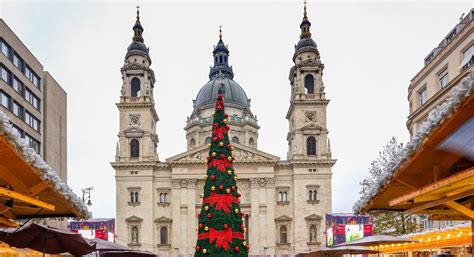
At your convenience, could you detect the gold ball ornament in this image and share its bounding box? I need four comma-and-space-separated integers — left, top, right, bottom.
200, 194, 204, 198
231, 146, 235, 150
203, 249, 207, 254
204, 175, 208, 179
204, 226, 209, 231
234, 175, 238, 180
234, 208, 239, 213
223, 119, 228, 124
227, 156, 233, 161
211, 186, 216, 191
204, 206, 209, 211
226, 188, 231, 194
195, 226, 198, 231
243, 241, 247, 246
219, 142, 224, 147
227, 170, 232, 175
207, 143, 211, 148
211, 113, 214, 117
211, 152, 216, 157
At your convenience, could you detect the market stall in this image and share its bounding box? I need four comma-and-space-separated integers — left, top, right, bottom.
354, 70, 474, 253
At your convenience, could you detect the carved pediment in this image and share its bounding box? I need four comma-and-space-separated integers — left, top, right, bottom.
299, 123, 324, 132
155, 216, 172, 223
305, 214, 323, 221
166, 144, 279, 163
125, 215, 143, 223
122, 62, 147, 71
124, 126, 145, 137
275, 215, 293, 222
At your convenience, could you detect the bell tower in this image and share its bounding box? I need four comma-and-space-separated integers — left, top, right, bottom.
286, 1, 332, 161
116, 8, 159, 163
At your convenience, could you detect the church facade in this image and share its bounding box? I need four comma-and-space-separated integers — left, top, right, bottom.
112, 5, 336, 256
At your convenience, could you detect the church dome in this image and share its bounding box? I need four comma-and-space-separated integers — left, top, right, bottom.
194, 77, 250, 109
295, 37, 317, 51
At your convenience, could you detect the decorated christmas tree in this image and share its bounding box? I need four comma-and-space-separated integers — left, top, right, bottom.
194, 85, 249, 257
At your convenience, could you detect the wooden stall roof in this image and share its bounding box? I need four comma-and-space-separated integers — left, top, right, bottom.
0, 134, 87, 226
360, 86, 474, 214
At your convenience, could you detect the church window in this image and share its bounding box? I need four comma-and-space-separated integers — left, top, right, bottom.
205, 137, 211, 144
130, 139, 140, 158
190, 138, 196, 148
304, 74, 314, 94
280, 226, 288, 243
160, 227, 168, 244
249, 137, 255, 146
130, 191, 139, 203
215, 57, 218, 63
308, 190, 317, 201
131, 77, 141, 97
219, 56, 223, 63
159, 193, 169, 203
278, 192, 288, 202
309, 225, 317, 242
307, 136, 316, 155
232, 136, 239, 144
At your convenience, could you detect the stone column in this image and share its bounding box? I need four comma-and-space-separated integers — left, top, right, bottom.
171, 179, 181, 254
187, 179, 197, 255
266, 178, 276, 255
250, 178, 260, 254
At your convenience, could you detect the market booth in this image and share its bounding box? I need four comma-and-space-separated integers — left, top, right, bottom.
354, 70, 474, 254
0, 111, 91, 255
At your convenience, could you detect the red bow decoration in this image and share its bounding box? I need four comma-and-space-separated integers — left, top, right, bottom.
208, 159, 232, 172
209, 227, 232, 250
212, 126, 228, 140
203, 192, 238, 214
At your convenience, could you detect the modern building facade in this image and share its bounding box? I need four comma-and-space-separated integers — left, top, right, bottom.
112, 5, 335, 256
407, 8, 473, 136
0, 19, 67, 181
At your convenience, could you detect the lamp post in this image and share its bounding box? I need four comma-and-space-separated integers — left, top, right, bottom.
81, 187, 94, 206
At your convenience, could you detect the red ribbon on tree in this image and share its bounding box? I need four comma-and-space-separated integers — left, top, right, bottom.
208, 159, 232, 172
203, 192, 238, 213
212, 126, 228, 140
198, 227, 245, 250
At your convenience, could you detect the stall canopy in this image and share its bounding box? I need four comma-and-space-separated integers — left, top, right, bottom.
0, 112, 90, 227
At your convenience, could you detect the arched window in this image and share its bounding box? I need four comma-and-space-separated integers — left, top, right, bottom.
308, 190, 313, 201
131, 77, 141, 97
278, 192, 283, 202
130, 139, 140, 158
280, 226, 288, 243
160, 227, 168, 244
232, 137, 240, 144
131, 226, 139, 244
160, 193, 164, 203
249, 137, 255, 146
219, 56, 223, 63
190, 138, 196, 148
307, 136, 316, 156
164, 193, 169, 203
304, 74, 314, 94
309, 225, 317, 242
205, 137, 211, 145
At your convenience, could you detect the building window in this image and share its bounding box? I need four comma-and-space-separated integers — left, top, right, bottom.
307, 136, 316, 156
0, 40, 10, 57
445, 28, 457, 44
219, 55, 223, 63
308, 190, 317, 201
131, 226, 139, 245
25, 133, 40, 154
131, 77, 141, 97
438, 70, 449, 88
12, 77, 22, 94
190, 138, 196, 148
460, 45, 474, 70
159, 193, 169, 203
309, 225, 317, 242
232, 136, 239, 144
24, 88, 40, 111
160, 227, 168, 244
0, 91, 10, 109
205, 137, 211, 144
24, 111, 40, 132
280, 226, 288, 244
24, 65, 40, 89
278, 192, 288, 202
249, 137, 255, 146
304, 74, 314, 94
13, 54, 22, 69
0, 65, 9, 83
418, 87, 427, 106
12, 101, 22, 117
130, 191, 139, 203
130, 139, 139, 158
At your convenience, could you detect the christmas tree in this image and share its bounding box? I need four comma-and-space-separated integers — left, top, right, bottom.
194, 85, 249, 257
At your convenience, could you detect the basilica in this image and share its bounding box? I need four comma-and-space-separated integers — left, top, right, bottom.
112, 4, 336, 256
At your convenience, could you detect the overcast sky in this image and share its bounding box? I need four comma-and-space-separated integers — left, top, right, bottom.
1, 1, 471, 218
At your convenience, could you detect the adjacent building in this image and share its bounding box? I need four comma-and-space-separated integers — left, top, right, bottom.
0, 19, 67, 181
112, 5, 336, 256
407, 8, 473, 137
